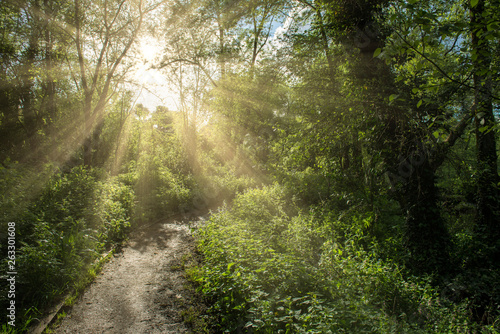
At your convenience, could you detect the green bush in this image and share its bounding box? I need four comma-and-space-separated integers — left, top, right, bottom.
0, 166, 135, 330
190, 185, 480, 333
94, 177, 135, 244
155, 166, 194, 213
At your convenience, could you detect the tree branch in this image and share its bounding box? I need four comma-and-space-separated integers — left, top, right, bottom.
158, 58, 218, 87
394, 30, 500, 101
431, 111, 474, 170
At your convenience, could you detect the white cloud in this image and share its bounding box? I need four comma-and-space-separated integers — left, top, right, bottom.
268, 5, 311, 52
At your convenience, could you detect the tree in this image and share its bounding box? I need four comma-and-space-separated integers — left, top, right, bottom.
241, 0, 288, 71
0, 0, 73, 162
469, 0, 500, 251
72, 0, 157, 166
382, 0, 500, 270
0, 2, 23, 162
158, 7, 216, 170
272, 0, 459, 273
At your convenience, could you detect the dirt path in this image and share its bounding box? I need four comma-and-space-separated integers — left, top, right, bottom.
53, 217, 202, 334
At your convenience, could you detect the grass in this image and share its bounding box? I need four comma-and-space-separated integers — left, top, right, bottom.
178, 251, 219, 333
42, 247, 118, 333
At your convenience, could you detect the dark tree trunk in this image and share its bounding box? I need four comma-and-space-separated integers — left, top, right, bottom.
399, 158, 450, 274
470, 0, 500, 247
217, 17, 226, 79
42, 0, 57, 130
0, 73, 18, 161
83, 92, 93, 167
20, 29, 40, 152
347, 19, 452, 274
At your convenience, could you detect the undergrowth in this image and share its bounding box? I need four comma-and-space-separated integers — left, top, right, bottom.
0, 166, 134, 332
189, 184, 493, 333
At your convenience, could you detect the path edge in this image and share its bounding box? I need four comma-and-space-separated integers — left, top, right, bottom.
28, 247, 116, 334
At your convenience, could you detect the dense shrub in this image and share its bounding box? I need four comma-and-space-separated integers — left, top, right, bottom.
0, 166, 135, 329
94, 177, 135, 243
190, 185, 484, 333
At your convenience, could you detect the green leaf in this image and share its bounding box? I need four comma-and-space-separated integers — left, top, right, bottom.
471, 0, 479, 8
417, 100, 423, 108
373, 48, 382, 57
487, 23, 498, 31
412, 88, 419, 94
389, 94, 398, 102
471, 53, 478, 61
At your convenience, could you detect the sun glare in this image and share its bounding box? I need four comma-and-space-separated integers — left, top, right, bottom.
132, 37, 179, 112
139, 37, 162, 63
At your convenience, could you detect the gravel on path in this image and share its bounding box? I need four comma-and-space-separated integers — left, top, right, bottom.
53, 219, 199, 334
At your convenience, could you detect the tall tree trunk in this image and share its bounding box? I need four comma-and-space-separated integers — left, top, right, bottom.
0, 66, 18, 161
381, 110, 452, 275
400, 158, 450, 274
316, 9, 336, 89
378, 90, 453, 275
43, 0, 57, 129
20, 26, 39, 152
74, 0, 145, 167
217, 14, 226, 79
83, 93, 93, 167
470, 0, 500, 253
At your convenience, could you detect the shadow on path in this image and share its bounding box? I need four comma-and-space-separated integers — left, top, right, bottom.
53, 217, 197, 334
